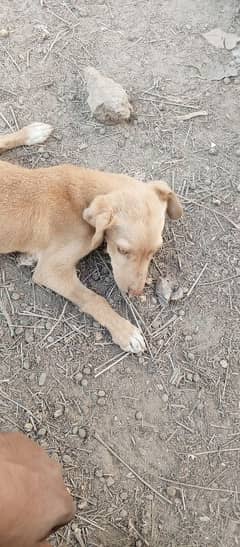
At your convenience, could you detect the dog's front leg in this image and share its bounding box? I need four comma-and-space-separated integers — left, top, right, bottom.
33, 257, 145, 354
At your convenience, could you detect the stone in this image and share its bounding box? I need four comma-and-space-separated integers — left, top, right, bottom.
0, 29, 9, 38
135, 411, 143, 421
106, 476, 115, 487
83, 366, 91, 375
166, 485, 176, 497
24, 422, 33, 432
220, 359, 228, 369
75, 371, 83, 383
97, 397, 106, 406
63, 454, 72, 464
98, 390, 106, 397
15, 327, 24, 335
162, 393, 168, 403
38, 372, 47, 386
72, 425, 78, 435
25, 330, 34, 343
11, 292, 20, 301
81, 378, 88, 387
78, 428, 87, 439
84, 66, 133, 124
54, 407, 64, 418
38, 427, 47, 437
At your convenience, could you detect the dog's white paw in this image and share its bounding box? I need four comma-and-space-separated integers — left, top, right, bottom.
112, 320, 146, 354
127, 327, 146, 354
24, 122, 53, 145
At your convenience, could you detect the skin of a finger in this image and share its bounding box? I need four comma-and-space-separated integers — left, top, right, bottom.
0, 432, 75, 545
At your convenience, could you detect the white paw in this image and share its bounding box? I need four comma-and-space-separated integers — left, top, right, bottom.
126, 328, 146, 354
25, 122, 53, 145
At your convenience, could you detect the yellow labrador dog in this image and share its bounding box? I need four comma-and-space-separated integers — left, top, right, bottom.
0, 123, 183, 353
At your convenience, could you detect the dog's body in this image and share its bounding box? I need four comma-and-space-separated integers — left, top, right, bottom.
0, 432, 75, 547
0, 123, 183, 352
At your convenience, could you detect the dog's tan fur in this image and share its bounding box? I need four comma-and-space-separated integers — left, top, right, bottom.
0, 123, 183, 352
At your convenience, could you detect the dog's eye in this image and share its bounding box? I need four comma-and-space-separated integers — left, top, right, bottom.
117, 246, 129, 256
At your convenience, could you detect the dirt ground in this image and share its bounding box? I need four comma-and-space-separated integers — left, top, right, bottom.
1, 0, 240, 546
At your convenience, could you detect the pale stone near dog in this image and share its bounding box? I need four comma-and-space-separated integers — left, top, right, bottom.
84, 66, 133, 123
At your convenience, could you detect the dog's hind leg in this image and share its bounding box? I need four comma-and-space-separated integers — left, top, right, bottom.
0, 122, 53, 153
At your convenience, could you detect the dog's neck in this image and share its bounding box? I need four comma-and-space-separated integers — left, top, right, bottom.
68, 166, 139, 208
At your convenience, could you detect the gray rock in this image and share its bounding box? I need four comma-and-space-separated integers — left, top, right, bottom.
38, 372, 47, 386
84, 66, 133, 124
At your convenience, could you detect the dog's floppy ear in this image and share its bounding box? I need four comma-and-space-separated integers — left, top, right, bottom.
83, 196, 114, 248
150, 180, 183, 220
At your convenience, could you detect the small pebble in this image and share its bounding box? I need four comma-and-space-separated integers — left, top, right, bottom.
23, 359, 30, 370
223, 77, 231, 85
135, 410, 143, 421
0, 29, 9, 38
220, 359, 228, 369
78, 428, 87, 439
45, 321, 52, 330
146, 494, 154, 501
54, 407, 64, 418
188, 352, 195, 361
186, 372, 193, 381
95, 469, 103, 478
15, 326, 24, 335
193, 373, 200, 383
208, 144, 218, 156
139, 295, 147, 303
38, 427, 47, 437
98, 390, 106, 398
63, 454, 72, 464
38, 372, 47, 386
166, 485, 176, 498
72, 425, 78, 435
25, 330, 34, 343
97, 397, 106, 406
47, 335, 54, 344
24, 422, 33, 432
81, 378, 88, 387
75, 372, 83, 383
106, 476, 115, 487
95, 331, 103, 341
138, 356, 145, 366
120, 491, 128, 501
79, 143, 88, 151
212, 198, 221, 206
120, 508, 128, 519
11, 292, 20, 301
83, 366, 91, 375
162, 393, 168, 403
152, 319, 161, 329
99, 127, 106, 135
178, 310, 185, 317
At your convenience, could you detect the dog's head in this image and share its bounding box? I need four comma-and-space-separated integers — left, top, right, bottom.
83, 181, 182, 296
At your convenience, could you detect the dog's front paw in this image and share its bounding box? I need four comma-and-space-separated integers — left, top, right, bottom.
24, 122, 53, 145
112, 320, 146, 354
